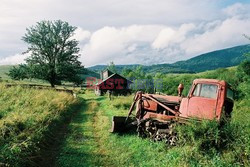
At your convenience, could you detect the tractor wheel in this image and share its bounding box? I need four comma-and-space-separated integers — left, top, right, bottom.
168, 135, 178, 146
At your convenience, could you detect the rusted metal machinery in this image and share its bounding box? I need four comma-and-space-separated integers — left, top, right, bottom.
111, 79, 234, 145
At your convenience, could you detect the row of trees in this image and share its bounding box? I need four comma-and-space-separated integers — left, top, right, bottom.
119, 54, 250, 98
8, 20, 83, 87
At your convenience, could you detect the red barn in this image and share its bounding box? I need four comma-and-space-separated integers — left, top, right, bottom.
95, 69, 132, 96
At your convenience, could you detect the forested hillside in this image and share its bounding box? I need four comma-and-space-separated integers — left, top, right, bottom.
173, 44, 250, 72
89, 45, 250, 74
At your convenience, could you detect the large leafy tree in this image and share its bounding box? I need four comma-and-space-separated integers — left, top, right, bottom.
21, 20, 82, 87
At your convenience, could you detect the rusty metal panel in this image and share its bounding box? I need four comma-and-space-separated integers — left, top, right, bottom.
151, 94, 181, 104
187, 97, 217, 120
185, 82, 220, 120
179, 98, 189, 118
215, 85, 226, 120
143, 112, 176, 121
143, 100, 158, 111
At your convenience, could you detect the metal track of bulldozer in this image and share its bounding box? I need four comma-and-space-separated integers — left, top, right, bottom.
137, 118, 178, 146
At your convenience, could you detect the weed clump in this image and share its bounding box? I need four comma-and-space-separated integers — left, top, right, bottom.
176, 120, 250, 165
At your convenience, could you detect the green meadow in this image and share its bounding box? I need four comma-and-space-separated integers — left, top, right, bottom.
0, 63, 249, 166
56, 90, 249, 167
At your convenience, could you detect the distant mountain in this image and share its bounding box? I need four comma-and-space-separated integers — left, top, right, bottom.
88, 45, 250, 74
172, 45, 250, 72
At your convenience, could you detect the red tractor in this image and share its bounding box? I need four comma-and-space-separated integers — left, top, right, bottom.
111, 79, 234, 145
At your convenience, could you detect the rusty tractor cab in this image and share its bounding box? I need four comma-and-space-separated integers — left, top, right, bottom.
111, 79, 234, 145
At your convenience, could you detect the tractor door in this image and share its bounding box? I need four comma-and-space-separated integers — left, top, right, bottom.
187, 83, 219, 120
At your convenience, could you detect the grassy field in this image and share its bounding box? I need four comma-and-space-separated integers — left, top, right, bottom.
0, 63, 249, 166
56, 92, 181, 167
0, 83, 79, 166
56, 90, 250, 167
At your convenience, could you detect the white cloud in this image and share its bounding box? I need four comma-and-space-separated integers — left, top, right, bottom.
152, 24, 195, 49
1, 1, 250, 66
223, 3, 250, 17
80, 13, 250, 66
80, 25, 165, 65
152, 28, 176, 49
72, 27, 91, 42
0, 53, 29, 65
0, 0, 221, 59
181, 17, 250, 56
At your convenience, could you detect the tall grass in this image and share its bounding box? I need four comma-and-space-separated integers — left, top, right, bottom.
176, 120, 250, 166
109, 94, 250, 166
0, 83, 78, 166
58, 65, 249, 166
56, 89, 249, 166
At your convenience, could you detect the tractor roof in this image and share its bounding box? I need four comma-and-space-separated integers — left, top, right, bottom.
193, 79, 227, 86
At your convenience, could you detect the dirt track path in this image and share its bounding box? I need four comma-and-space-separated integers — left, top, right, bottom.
55, 93, 111, 167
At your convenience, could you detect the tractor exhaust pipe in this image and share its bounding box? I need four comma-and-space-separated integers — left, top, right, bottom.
178, 83, 184, 97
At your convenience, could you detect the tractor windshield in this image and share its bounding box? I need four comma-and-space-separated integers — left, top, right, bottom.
193, 83, 218, 99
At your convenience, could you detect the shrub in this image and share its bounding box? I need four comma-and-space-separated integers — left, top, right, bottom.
176, 120, 250, 165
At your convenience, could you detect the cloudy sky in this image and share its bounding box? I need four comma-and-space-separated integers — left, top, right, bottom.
1, 0, 250, 67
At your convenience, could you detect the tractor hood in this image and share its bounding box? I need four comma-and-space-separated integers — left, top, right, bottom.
148, 94, 181, 105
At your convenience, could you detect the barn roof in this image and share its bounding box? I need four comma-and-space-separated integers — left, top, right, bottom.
96, 73, 133, 86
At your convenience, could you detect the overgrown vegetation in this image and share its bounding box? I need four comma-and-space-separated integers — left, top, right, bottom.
56, 56, 249, 166
120, 57, 250, 165
176, 120, 249, 166
0, 84, 78, 166
57, 89, 249, 166
1, 49, 249, 166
